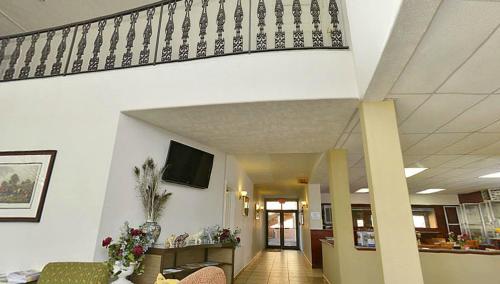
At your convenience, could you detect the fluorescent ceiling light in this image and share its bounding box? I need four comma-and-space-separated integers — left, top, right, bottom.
356, 188, 369, 193
479, 172, 500, 178
417, 188, 446, 194
405, 168, 427, 178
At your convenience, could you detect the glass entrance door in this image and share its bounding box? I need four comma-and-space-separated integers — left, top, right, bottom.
267, 211, 281, 247
266, 208, 299, 249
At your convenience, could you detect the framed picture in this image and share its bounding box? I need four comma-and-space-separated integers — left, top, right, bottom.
0, 150, 57, 222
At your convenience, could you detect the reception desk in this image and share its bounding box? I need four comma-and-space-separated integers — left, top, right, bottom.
321, 240, 500, 284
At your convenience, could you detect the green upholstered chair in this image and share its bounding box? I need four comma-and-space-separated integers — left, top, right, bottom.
37, 262, 109, 284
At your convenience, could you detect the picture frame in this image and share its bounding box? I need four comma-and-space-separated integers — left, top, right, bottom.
0, 150, 57, 222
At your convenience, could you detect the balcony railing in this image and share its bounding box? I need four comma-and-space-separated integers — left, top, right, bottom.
0, 0, 347, 82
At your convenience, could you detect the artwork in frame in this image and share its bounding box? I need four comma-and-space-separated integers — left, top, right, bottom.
0, 150, 57, 222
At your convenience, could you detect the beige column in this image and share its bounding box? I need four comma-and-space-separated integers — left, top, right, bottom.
327, 149, 355, 284
359, 101, 424, 284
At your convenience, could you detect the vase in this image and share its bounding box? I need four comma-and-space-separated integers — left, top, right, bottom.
112, 261, 136, 284
142, 220, 161, 247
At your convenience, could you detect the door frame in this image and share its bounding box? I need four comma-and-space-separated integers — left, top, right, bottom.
264, 199, 300, 250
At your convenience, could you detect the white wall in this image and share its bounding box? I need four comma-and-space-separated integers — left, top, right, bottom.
343, 0, 403, 96
94, 115, 226, 260
225, 155, 261, 274
0, 50, 358, 272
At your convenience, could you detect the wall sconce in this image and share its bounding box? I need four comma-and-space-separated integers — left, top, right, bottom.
255, 203, 264, 220
299, 201, 307, 225
301, 201, 308, 211
239, 191, 249, 216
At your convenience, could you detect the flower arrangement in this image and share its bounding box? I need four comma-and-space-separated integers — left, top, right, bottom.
134, 158, 172, 222
457, 233, 470, 247
215, 227, 241, 246
102, 222, 152, 275
448, 232, 456, 243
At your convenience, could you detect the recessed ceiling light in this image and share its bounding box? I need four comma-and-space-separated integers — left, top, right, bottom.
479, 172, 500, 178
416, 188, 446, 194
356, 188, 369, 193
405, 168, 427, 178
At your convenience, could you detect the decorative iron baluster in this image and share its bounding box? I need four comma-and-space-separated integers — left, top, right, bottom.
72, 23, 91, 73
197, 0, 209, 58
19, 34, 40, 79
122, 12, 139, 67
139, 7, 156, 64
161, 2, 177, 62
179, 0, 193, 60
256, 0, 267, 50
329, 0, 343, 47
232, 0, 243, 53
274, 0, 285, 49
51, 27, 71, 75
0, 38, 9, 67
105, 16, 123, 69
88, 20, 107, 71
292, 0, 304, 48
214, 0, 226, 55
3, 37, 24, 80
310, 0, 323, 47
35, 31, 55, 77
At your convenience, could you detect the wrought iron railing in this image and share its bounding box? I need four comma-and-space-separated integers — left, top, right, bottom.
0, 0, 347, 82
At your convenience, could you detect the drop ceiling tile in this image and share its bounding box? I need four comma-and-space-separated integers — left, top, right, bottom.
351, 157, 365, 168
400, 134, 428, 151
439, 155, 487, 168
405, 133, 469, 155
387, 94, 431, 123
349, 167, 366, 182
438, 133, 500, 154
480, 119, 500, 133
391, 1, 500, 93
344, 112, 359, 133
438, 96, 500, 132
403, 155, 428, 166
471, 140, 500, 155
411, 155, 461, 168
407, 167, 450, 180
399, 94, 484, 134
336, 133, 349, 148
460, 156, 500, 169
342, 133, 363, 154
438, 28, 500, 94
348, 154, 363, 167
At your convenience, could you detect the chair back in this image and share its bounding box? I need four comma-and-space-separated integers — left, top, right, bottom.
38, 262, 109, 284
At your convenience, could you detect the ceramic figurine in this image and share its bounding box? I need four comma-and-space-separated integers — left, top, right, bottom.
164, 234, 176, 248
174, 233, 189, 247
188, 230, 203, 245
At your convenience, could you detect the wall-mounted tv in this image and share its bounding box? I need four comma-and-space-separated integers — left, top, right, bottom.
162, 141, 214, 189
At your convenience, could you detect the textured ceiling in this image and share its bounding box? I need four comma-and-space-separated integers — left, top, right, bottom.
127, 99, 359, 190
0, 0, 156, 36
312, 0, 500, 195
126, 99, 359, 154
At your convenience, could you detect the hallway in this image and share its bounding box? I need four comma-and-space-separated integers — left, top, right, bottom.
234, 250, 326, 284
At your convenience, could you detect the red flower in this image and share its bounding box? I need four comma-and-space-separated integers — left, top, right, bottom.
132, 245, 144, 257
102, 237, 112, 247
236, 237, 241, 243
130, 229, 142, 236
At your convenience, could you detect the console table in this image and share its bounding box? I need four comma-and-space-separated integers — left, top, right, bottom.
131, 243, 235, 284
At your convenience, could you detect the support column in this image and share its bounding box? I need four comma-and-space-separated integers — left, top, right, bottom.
359, 101, 424, 284
327, 149, 355, 284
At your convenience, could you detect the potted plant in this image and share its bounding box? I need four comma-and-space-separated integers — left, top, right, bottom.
134, 158, 172, 246
102, 222, 152, 283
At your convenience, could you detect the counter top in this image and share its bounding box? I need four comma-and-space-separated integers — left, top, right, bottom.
320, 239, 500, 255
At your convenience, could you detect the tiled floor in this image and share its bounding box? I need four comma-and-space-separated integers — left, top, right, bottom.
234, 250, 327, 284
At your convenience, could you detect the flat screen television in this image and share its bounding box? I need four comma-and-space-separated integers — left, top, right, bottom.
162, 141, 214, 189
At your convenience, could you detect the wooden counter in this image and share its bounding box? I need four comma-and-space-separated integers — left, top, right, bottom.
310, 229, 332, 268
320, 239, 500, 255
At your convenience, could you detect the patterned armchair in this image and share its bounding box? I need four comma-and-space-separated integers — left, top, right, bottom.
37, 262, 109, 284
155, 267, 226, 284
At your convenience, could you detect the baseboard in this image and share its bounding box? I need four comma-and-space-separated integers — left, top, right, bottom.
234, 250, 262, 278
323, 274, 332, 284
300, 251, 313, 268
